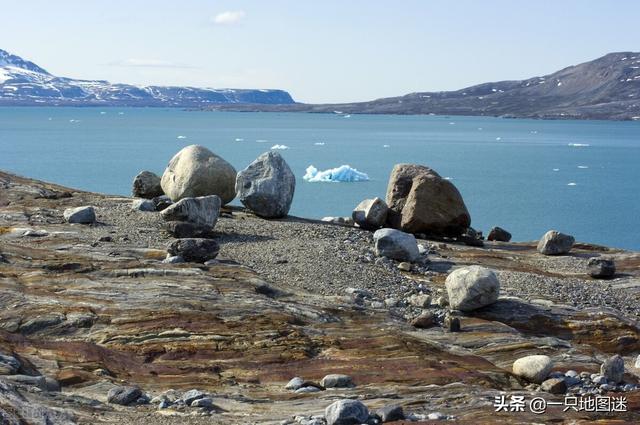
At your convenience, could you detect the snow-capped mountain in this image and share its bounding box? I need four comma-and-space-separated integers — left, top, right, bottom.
0, 49, 294, 106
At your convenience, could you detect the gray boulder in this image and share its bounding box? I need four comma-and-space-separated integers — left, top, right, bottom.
132, 171, 163, 199
601, 355, 624, 384
373, 228, 420, 262
235, 151, 295, 218
63, 206, 96, 224
352, 197, 388, 230
285, 377, 305, 391
588, 257, 616, 279
167, 239, 219, 263
537, 230, 575, 255
512, 355, 553, 383
376, 405, 404, 422
181, 389, 207, 405
445, 266, 499, 311
160, 195, 221, 227
487, 226, 512, 242
320, 374, 353, 388
325, 399, 369, 425
131, 199, 156, 212
386, 164, 470, 237
107, 386, 142, 406
161, 145, 237, 204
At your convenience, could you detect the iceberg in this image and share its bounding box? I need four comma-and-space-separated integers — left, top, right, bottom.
271, 144, 289, 150
303, 165, 370, 183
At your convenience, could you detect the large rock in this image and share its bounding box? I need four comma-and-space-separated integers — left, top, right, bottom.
445, 266, 499, 311
512, 355, 553, 383
161, 145, 236, 204
235, 151, 295, 218
601, 354, 624, 384
320, 374, 353, 388
373, 228, 420, 262
487, 226, 512, 242
385, 164, 470, 237
107, 386, 142, 406
588, 257, 616, 279
325, 399, 369, 425
167, 238, 220, 263
352, 197, 388, 230
132, 171, 163, 199
537, 230, 575, 255
63, 206, 96, 224
160, 195, 221, 227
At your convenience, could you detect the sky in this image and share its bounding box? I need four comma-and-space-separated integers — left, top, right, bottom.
2, 0, 639, 103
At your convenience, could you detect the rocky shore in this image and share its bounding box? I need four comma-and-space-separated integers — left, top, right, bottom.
2, 147, 640, 424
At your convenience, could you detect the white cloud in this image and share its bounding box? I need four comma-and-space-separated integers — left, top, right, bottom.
108, 59, 194, 69
212, 10, 245, 25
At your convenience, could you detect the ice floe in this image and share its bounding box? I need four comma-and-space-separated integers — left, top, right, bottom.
270, 144, 289, 150
256, 139, 268, 143
177, 135, 187, 139
567, 182, 577, 186
314, 142, 325, 146
568, 143, 589, 147
578, 165, 589, 169
235, 138, 244, 142
303, 165, 370, 183
383, 144, 390, 148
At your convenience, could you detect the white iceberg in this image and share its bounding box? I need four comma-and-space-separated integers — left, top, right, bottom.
568, 143, 589, 147
271, 144, 289, 150
177, 135, 187, 139
314, 142, 325, 146
303, 165, 370, 183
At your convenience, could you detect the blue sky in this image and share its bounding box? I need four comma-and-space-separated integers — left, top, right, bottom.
2, 0, 639, 102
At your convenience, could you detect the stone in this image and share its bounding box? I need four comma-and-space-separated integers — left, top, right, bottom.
132, 171, 163, 199
163, 221, 216, 238
161, 145, 237, 204
320, 374, 353, 388
107, 386, 142, 406
410, 312, 435, 329
487, 226, 512, 242
376, 405, 404, 422
445, 266, 500, 312
601, 355, 624, 384
427, 412, 447, 420
384, 298, 398, 308
295, 386, 321, 393
537, 230, 575, 255
444, 315, 461, 332
408, 294, 431, 308
373, 228, 420, 262
235, 151, 295, 218
0, 354, 21, 375
162, 255, 185, 264
181, 389, 207, 405
325, 399, 369, 425
352, 197, 388, 230
385, 164, 470, 237
541, 378, 567, 394
167, 238, 219, 263
588, 258, 616, 279
321, 217, 354, 226
397, 262, 412, 271
63, 206, 96, 224
191, 397, 214, 408
460, 227, 484, 247
153, 195, 173, 211
285, 377, 305, 391
512, 355, 553, 384
131, 198, 156, 212
160, 195, 221, 227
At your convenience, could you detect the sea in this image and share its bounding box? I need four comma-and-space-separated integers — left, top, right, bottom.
0, 107, 638, 250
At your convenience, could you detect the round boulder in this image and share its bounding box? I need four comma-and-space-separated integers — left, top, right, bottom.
386, 164, 471, 237
132, 171, 163, 199
235, 151, 295, 218
588, 257, 616, 279
445, 266, 500, 311
537, 230, 575, 255
373, 228, 420, 262
325, 399, 369, 425
512, 355, 553, 383
352, 197, 388, 230
161, 145, 236, 204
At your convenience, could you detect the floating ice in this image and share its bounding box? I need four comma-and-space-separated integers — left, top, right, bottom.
314, 142, 325, 146
382, 144, 390, 148
303, 165, 369, 183
256, 139, 268, 143
343, 114, 351, 118
553, 168, 560, 172
495, 137, 502, 141
177, 135, 187, 139
567, 182, 577, 186
235, 138, 244, 142
100, 111, 107, 115
271, 144, 289, 150
578, 165, 589, 169
568, 143, 589, 147
118, 112, 124, 115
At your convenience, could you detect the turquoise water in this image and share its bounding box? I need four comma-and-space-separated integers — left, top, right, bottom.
1, 107, 639, 250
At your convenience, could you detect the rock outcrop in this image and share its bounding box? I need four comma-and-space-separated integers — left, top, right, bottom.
160, 145, 236, 204
445, 266, 500, 311
386, 164, 470, 237
235, 151, 295, 218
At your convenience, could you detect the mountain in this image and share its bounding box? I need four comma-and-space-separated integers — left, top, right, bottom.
209, 52, 640, 120
0, 49, 294, 106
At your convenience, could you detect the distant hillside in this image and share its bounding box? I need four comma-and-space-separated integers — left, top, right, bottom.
208, 52, 640, 120
0, 49, 294, 106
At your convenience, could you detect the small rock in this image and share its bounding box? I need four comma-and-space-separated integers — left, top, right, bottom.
161, 195, 221, 227
397, 262, 412, 271
407, 294, 431, 308
320, 374, 353, 389
352, 197, 388, 230
373, 228, 420, 262
153, 195, 173, 211
588, 258, 616, 279
131, 199, 156, 212
384, 298, 398, 308
601, 355, 624, 384
444, 315, 461, 332
417, 244, 428, 255
370, 301, 385, 309
295, 386, 321, 393
0, 354, 21, 375
325, 399, 369, 425
191, 397, 214, 408
285, 377, 305, 391
436, 296, 449, 307
565, 370, 578, 378
132, 171, 163, 198
487, 226, 512, 242
321, 217, 354, 226
163, 221, 215, 238
537, 230, 575, 255
541, 378, 567, 394
410, 312, 435, 329
427, 412, 447, 420
512, 355, 553, 384
107, 386, 142, 406
445, 266, 500, 311
376, 405, 404, 422
181, 389, 207, 405
167, 238, 219, 263
63, 206, 96, 224
162, 255, 185, 264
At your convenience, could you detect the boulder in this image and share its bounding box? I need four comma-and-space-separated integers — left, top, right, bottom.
132, 171, 163, 199
153, 195, 173, 211
63, 206, 96, 224
181, 389, 207, 405
163, 221, 215, 239
160, 195, 221, 227
320, 374, 353, 388
352, 197, 388, 230
487, 226, 512, 242
385, 164, 470, 237
131, 199, 155, 212
285, 377, 305, 391
601, 354, 624, 384
588, 258, 616, 279
235, 151, 295, 218
512, 355, 553, 383
167, 239, 219, 263
376, 405, 404, 423
540, 378, 567, 394
107, 386, 142, 406
160, 145, 236, 204
445, 266, 500, 311
373, 228, 420, 262
410, 312, 435, 329
537, 230, 575, 255
325, 399, 369, 425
